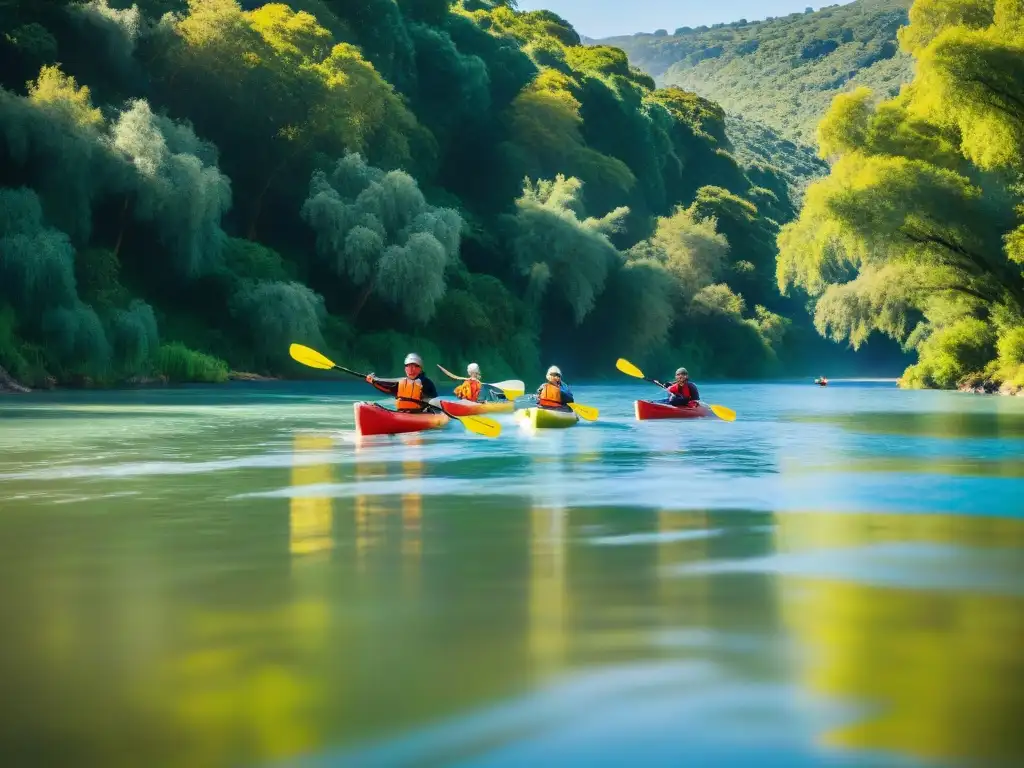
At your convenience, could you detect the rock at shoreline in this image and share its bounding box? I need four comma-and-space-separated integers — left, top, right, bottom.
0, 366, 30, 393
229, 371, 280, 382
124, 374, 170, 387
958, 375, 1021, 396
999, 381, 1023, 397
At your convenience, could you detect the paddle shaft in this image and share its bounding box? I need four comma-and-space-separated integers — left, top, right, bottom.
331, 363, 449, 417
647, 376, 711, 410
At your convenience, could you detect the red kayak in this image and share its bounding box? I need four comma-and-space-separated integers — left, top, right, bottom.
436, 399, 514, 417
634, 400, 713, 420
353, 401, 450, 436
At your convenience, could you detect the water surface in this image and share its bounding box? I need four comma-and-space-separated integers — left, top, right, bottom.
1, 380, 1022, 767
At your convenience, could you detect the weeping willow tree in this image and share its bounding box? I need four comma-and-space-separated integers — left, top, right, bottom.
301, 151, 462, 323
228, 279, 325, 368
0, 0, 815, 387
0, 186, 161, 381
628, 204, 730, 304
0, 65, 127, 245
506, 173, 627, 324
0, 187, 77, 315
619, 202, 788, 375
110, 98, 232, 276
777, 0, 1024, 390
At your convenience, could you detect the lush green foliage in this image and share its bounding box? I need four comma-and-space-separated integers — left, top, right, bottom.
599, 1, 914, 199
0, 0, 860, 388
600, 1, 914, 143
777, 0, 1024, 391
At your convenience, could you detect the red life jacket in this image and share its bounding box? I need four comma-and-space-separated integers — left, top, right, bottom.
669, 382, 695, 404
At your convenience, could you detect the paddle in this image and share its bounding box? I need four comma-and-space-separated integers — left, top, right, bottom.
289, 344, 501, 438
436, 364, 525, 400
615, 358, 736, 422
567, 402, 598, 421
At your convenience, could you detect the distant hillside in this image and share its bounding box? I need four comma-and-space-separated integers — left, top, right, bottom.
723, 115, 829, 203
598, 0, 914, 147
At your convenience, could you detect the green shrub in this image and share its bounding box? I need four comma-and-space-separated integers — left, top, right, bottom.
156, 342, 229, 383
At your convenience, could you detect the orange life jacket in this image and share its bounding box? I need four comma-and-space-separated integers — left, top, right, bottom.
396, 377, 424, 410
454, 379, 481, 402
538, 382, 564, 408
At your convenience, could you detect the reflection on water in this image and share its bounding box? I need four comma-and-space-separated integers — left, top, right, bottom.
290, 434, 334, 557
791, 410, 1024, 440
0, 383, 1023, 766
774, 512, 1024, 766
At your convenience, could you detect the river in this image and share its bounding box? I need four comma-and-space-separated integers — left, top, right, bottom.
1, 380, 1022, 767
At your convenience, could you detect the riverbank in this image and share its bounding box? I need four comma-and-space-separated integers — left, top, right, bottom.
957, 374, 1024, 397
0, 366, 280, 393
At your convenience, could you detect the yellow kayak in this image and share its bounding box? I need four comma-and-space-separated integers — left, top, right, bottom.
517, 406, 579, 429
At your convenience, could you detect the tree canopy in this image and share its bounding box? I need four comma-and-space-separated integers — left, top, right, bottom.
0, 0, 858, 387
777, 0, 1024, 391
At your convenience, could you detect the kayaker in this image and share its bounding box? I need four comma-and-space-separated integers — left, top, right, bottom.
535, 365, 574, 410
453, 363, 483, 402
452, 363, 509, 403
366, 353, 439, 411
662, 367, 699, 408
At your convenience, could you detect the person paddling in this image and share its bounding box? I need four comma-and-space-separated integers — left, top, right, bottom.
453, 363, 483, 402
366, 353, 438, 411
454, 363, 508, 403
535, 365, 574, 411
660, 367, 699, 409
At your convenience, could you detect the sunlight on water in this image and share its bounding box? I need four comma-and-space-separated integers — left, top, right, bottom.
0, 380, 1022, 766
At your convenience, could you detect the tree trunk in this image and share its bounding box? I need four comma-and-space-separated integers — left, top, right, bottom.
247, 157, 290, 241
349, 279, 376, 323
112, 194, 130, 259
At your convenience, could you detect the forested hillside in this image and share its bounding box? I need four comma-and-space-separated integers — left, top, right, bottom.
777, 0, 1024, 393
0, 0, 843, 389
600, 0, 914, 145
597, 0, 914, 201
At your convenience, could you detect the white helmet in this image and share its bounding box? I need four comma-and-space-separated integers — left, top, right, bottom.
546, 365, 561, 377
467, 362, 481, 375
404, 353, 423, 366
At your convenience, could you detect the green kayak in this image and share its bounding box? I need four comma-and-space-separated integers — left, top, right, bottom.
517, 406, 578, 429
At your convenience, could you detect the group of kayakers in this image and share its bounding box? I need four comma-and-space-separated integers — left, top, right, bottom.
366, 353, 701, 413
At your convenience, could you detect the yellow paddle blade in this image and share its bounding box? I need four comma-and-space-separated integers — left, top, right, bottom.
709, 403, 736, 422
616, 358, 645, 379
456, 413, 502, 438
289, 343, 336, 370
568, 402, 599, 421
490, 379, 524, 399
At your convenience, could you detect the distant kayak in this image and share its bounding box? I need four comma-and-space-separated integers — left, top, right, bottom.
438, 399, 514, 417
353, 401, 450, 436
517, 406, 578, 429
634, 400, 713, 420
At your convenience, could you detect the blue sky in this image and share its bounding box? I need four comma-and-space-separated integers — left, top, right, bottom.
515, 1, 854, 39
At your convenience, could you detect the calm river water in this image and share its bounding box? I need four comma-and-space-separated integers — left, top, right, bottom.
0, 380, 1022, 767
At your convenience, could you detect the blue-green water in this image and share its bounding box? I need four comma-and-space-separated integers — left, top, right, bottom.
0, 380, 1022, 767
